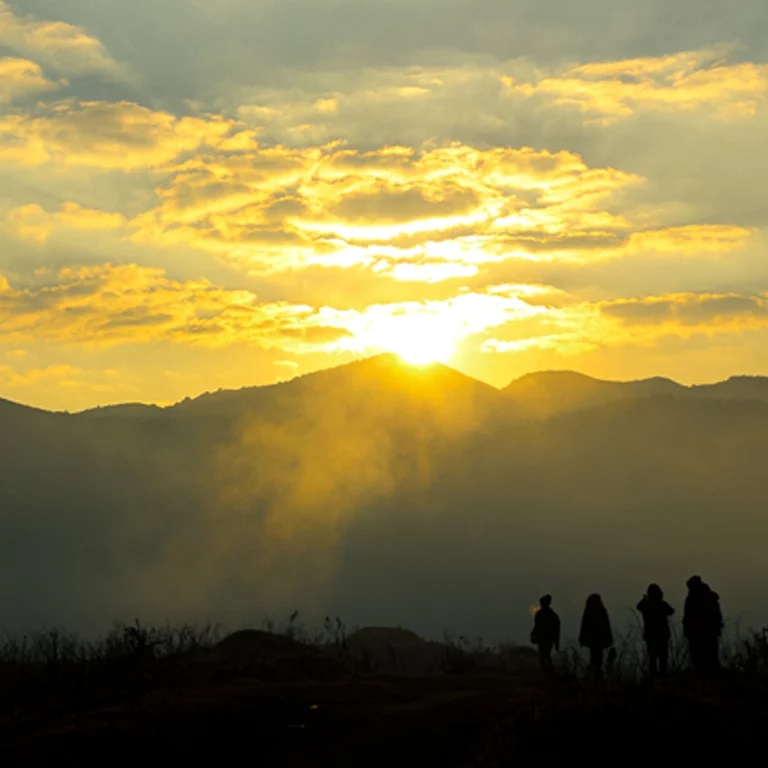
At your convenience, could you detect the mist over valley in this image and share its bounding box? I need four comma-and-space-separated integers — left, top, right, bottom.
2, 354, 767, 645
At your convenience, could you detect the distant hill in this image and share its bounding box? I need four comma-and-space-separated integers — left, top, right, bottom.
2, 356, 768, 642
689, 375, 768, 404
78, 403, 165, 418
169, 352, 499, 429
501, 370, 685, 419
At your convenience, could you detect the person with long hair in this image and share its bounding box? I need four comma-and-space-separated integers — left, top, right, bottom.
579, 593, 613, 679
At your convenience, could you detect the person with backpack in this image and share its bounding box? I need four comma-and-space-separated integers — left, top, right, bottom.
531, 594, 560, 671
683, 575, 724, 674
636, 583, 675, 677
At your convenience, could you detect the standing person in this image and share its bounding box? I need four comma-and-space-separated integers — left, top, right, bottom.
579, 593, 613, 679
636, 583, 675, 677
683, 575, 724, 674
531, 594, 560, 671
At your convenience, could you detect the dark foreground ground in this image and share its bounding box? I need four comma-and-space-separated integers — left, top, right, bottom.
1, 631, 767, 766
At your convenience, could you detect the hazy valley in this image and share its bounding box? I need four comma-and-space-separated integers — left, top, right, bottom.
2, 353, 767, 644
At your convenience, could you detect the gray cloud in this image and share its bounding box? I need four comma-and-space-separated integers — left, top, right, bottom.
16, 0, 766, 103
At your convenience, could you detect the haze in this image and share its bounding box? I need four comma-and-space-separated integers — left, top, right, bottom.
2, 356, 768, 644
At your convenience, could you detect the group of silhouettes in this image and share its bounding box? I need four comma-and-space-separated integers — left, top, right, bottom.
530, 575, 724, 679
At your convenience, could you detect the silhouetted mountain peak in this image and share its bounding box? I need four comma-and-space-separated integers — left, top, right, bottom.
502, 369, 686, 420
280, 352, 490, 388
78, 403, 165, 418
690, 374, 768, 402
171, 353, 499, 421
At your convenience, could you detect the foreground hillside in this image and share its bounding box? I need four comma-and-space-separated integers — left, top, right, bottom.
3, 620, 768, 766
1, 355, 768, 639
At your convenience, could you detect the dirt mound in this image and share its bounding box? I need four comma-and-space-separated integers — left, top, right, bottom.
346, 627, 448, 677
213, 630, 346, 681
215, 630, 309, 661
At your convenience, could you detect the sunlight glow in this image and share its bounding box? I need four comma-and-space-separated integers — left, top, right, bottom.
328, 291, 552, 367
375, 315, 457, 365
338, 311, 459, 365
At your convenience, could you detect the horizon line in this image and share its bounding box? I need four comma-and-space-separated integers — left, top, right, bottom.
2, 351, 766, 415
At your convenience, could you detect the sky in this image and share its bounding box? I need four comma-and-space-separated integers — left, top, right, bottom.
1, 0, 767, 411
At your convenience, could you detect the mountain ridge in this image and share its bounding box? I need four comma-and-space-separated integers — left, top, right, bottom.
3, 353, 768, 415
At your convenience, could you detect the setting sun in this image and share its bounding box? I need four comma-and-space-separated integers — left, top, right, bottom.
337, 311, 459, 365
391, 332, 456, 366
371, 314, 458, 365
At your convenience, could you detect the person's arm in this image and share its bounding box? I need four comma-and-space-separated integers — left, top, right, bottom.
555, 616, 561, 650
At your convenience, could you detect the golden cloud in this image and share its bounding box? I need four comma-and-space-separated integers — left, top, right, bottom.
483, 290, 768, 358
3, 202, 126, 243
0, 56, 59, 102
503, 48, 768, 123
0, 263, 353, 351
0, 1, 120, 75
599, 292, 768, 333
0, 263, 559, 365
132, 141, 643, 279
624, 225, 753, 254
0, 101, 234, 169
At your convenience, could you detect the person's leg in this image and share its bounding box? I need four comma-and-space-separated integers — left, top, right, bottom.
590, 646, 603, 679
688, 638, 701, 673
648, 645, 658, 677
706, 636, 720, 673
659, 643, 669, 676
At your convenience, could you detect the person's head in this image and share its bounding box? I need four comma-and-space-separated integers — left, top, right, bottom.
586, 593, 603, 610
647, 583, 663, 600
687, 575, 703, 591
540, 594, 552, 608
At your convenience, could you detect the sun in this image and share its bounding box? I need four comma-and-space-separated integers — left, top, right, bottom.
338, 307, 465, 366
392, 334, 455, 365
372, 315, 457, 365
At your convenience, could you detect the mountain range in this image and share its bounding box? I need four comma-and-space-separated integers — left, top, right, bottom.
2, 353, 768, 642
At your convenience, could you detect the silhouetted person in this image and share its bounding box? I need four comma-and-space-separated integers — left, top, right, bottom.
636, 583, 675, 677
579, 593, 613, 679
683, 575, 723, 675
530, 594, 560, 671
